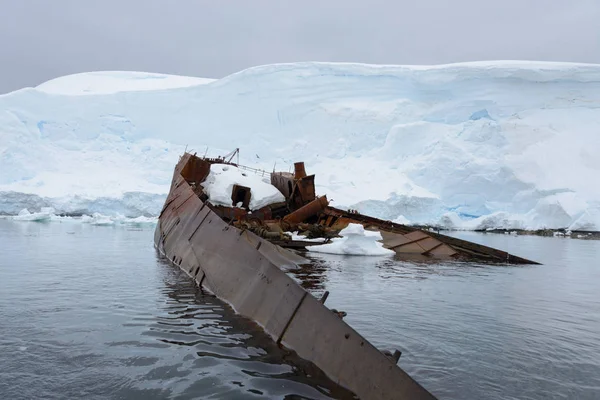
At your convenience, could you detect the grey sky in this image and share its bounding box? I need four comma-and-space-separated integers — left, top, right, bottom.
1, 0, 599, 93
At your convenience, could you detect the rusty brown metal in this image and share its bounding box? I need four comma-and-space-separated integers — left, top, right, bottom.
270, 172, 295, 198
271, 166, 316, 210
294, 162, 307, 179
294, 174, 316, 205
283, 195, 329, 224
211, 205, 247, 221
180, 155, 211, 185
380, 230, 458, 257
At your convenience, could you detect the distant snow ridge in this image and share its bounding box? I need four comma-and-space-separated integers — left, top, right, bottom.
36, 71, 215, 95
1, 61, 600, 230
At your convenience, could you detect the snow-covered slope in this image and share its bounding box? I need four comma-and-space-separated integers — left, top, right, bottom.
1, 62, 599, 230
36, 71, 215, 95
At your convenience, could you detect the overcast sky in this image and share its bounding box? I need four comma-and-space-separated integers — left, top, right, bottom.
1, 0, 599, 93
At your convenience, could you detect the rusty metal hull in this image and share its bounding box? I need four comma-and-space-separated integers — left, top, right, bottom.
155, 153, 436, 400
318, 207, 540, 264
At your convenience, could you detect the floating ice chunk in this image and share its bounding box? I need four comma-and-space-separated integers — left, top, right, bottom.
125, 216, 157, 225
308, 223, 394, 256
12, 207, 54, 222
79, 214, 157, 226
83, 213, 115, 226
290, 231, 328, 243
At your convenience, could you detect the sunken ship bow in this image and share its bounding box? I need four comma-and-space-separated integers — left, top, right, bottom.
154, 151, 538, 400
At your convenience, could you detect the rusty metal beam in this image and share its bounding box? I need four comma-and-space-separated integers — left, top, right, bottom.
283, 195, 329, 224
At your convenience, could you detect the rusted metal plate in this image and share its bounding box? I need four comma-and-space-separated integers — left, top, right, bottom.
380, 230, 446, 255
404, 231, 430, 242
380, 231, 413, 248
416, 237, 442, 252
294, 162, 307, 179
271, 172, 295, 198
281, 293, 436, 400
242, 231, 309, 267
180, 155, 211, 185
428, 244, 458, 257
397, 242, 429, 253
295, 175, 316, 204
185, 211, 307, 341
426, 231, 540, 264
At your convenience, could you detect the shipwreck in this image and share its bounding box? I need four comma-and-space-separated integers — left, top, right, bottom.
154, 150, 538, 400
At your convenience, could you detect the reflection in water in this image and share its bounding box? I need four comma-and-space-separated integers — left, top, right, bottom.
2, 220, 599, 400
150, 259, 356, 400
287, 257, 330, 296
0, 220, 355, 400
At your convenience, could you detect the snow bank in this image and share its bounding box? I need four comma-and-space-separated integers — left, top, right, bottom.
432, 196, 600, 231
308, 223, 394, 256
202, 164, 285, 210
0, 191, 165, 217
2, 61, 600, 230
36, 71, 215, 96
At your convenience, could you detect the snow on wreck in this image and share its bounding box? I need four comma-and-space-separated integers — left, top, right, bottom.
154, 150, 539, 400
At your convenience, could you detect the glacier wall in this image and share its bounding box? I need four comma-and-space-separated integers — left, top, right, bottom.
1, 64, 599, 229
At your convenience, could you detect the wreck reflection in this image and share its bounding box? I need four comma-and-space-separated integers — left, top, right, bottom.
156, 256, 357, 400
298, 251, 501, 285
287, 256, 330, 295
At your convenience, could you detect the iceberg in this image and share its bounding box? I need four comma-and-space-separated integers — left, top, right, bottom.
308, 223, 395, 256
12, 207, 54, 222
1, 61, 599, 230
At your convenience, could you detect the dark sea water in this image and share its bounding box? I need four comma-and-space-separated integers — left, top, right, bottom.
1, 219, 599, 400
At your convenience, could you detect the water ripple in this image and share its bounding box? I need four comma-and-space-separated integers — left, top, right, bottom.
2, 221, 599, 399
